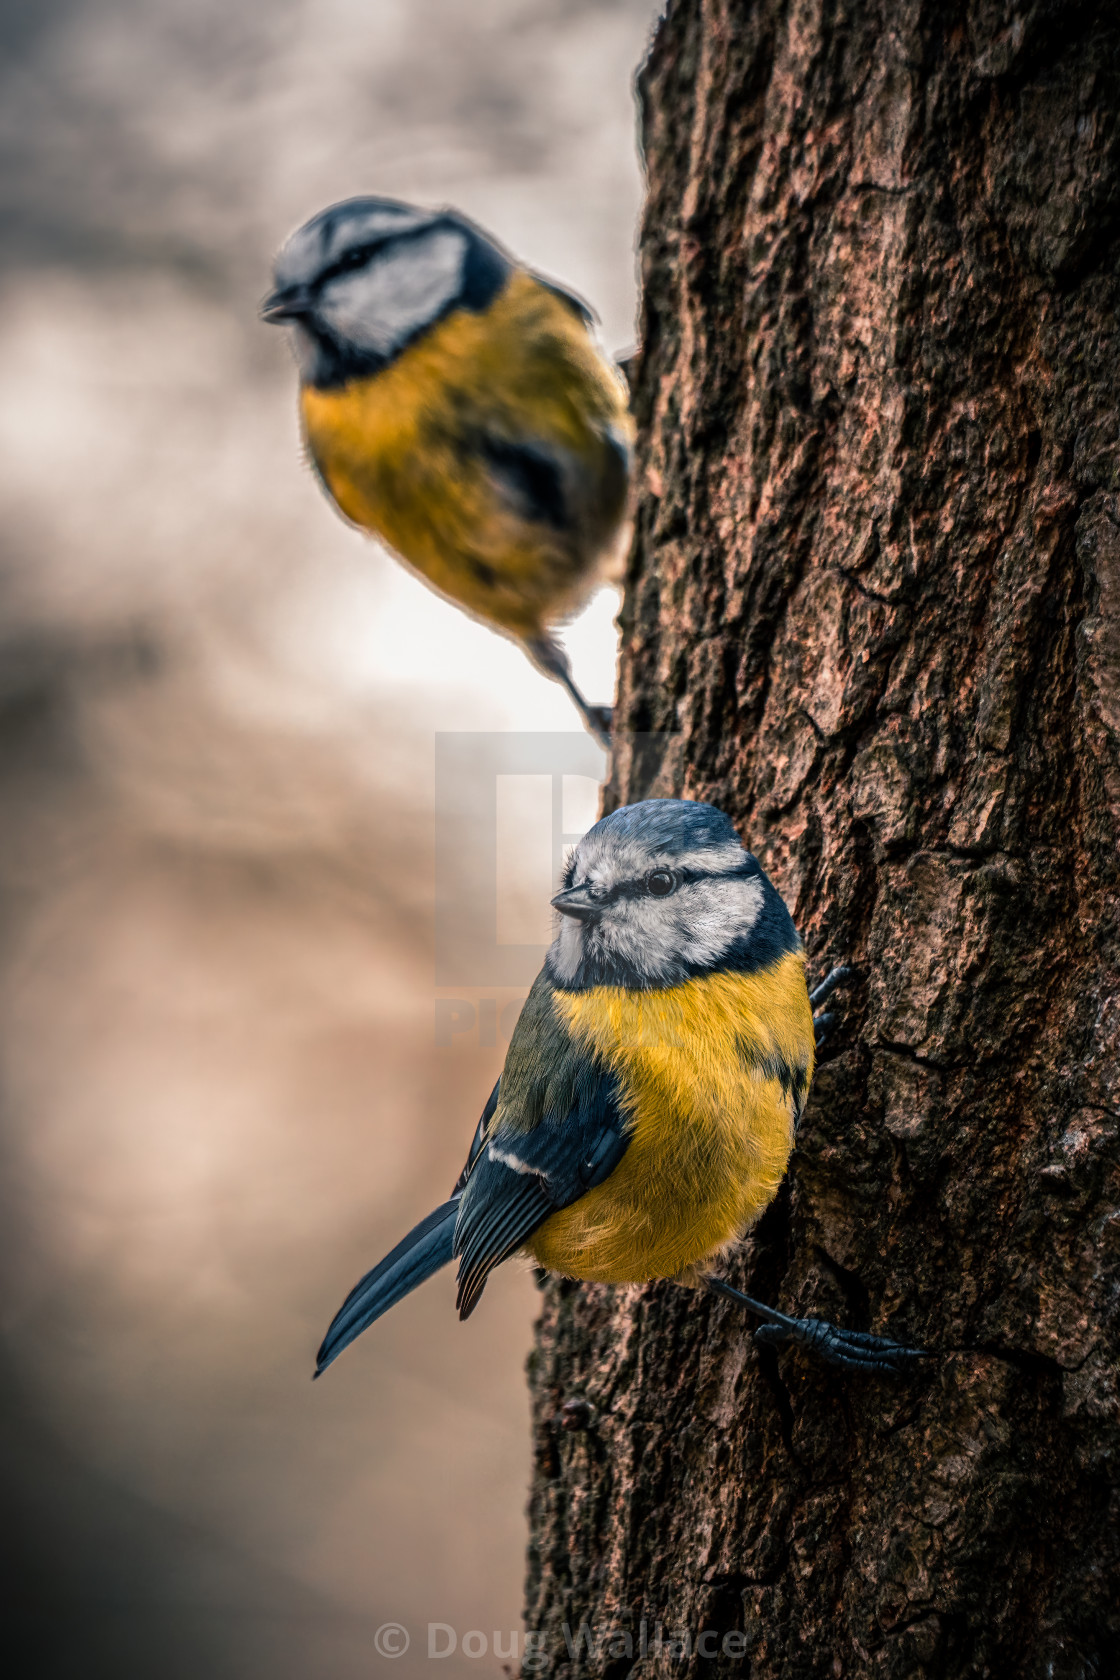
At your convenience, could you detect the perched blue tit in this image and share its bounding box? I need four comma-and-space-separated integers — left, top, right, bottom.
316, 799, 926, 1378
261, 196, 633, 744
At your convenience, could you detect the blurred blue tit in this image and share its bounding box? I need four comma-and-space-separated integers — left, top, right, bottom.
316, 799, 927, 1379
261, 197, 634, 745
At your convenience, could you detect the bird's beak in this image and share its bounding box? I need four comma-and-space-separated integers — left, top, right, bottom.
260, 284, 314, 323
550, 884, 603, 923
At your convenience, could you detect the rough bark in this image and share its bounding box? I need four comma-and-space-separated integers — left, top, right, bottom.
524, 3, 1120, 1676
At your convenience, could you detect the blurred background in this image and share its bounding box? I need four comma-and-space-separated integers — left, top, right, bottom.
0, 3, 659, 1674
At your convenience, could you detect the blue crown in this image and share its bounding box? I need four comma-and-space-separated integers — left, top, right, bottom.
587, 799, 742, 857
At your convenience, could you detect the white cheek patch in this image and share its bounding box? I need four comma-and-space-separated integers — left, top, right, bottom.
319, 225, 467, 357
597, 904, 665, 980
675, 873, 764, 967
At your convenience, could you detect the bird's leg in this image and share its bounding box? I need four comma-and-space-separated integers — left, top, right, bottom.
704, 1275, 929, 1376
809, 964, 854, 1010
810, 963, 855, 1050
524, 634, 612, 748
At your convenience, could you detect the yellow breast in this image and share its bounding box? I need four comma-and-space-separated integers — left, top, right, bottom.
298, 271, 633, 641
528, 954, 814, 1284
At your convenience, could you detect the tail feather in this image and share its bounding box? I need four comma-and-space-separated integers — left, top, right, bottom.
315, 1199, 458, 1376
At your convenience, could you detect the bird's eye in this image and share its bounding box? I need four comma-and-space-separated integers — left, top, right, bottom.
647, 870, 675, 897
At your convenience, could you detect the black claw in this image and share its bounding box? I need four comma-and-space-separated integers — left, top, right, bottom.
810, 964, 857, 1053
583, 704, 612, 747
705, 1275, 929, 1378
812, 1010, 838, 1049
754, 1319, 930, 1375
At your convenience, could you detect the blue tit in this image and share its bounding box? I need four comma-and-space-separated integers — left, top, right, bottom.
316, 799, 927, 1378
261, 196, 634, 745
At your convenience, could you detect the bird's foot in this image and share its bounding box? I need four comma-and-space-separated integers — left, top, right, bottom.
705, 1276, 929, 1376
810, 963, 856, 1050
580, 703, 612, 748
524, 635, 612, 748
754, 1316, 930, 1375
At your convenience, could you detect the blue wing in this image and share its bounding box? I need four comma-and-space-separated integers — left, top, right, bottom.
315, 978, 636, 1368
453, 1059, 631, 1318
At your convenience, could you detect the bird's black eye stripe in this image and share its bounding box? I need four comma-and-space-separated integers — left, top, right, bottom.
676, 860, 760, 884
564, 859, 759, 909
318, 215, 480, 291
321, 240, 383, 282
586, 861, 758, 904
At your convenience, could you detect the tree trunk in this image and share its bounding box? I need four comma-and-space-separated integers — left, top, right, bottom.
524, 3, 1120, 1675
